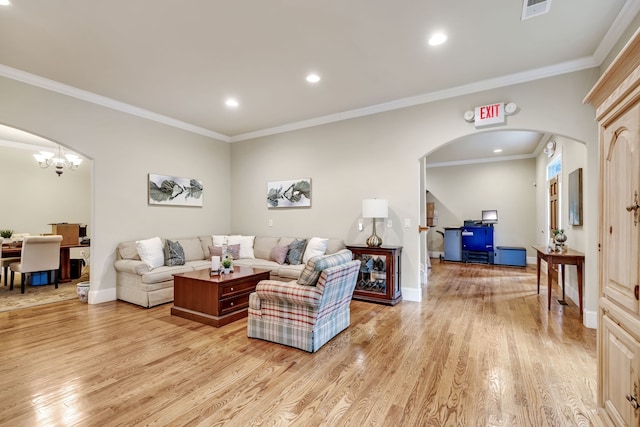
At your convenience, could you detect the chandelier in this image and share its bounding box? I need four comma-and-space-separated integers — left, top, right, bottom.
33, 145, 83, 177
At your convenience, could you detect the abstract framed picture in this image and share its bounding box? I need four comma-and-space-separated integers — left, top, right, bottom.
568, 168, 583, 226
267, 178, 311, 208
148, 173, 203, 207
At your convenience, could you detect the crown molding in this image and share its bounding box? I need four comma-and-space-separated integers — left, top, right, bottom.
0, 64, 230, 142
230, 57, 598, 142
425, 153, 536, 169
0, 13, 631, 146
593, 0, 640, 64
0, 57, 602, 144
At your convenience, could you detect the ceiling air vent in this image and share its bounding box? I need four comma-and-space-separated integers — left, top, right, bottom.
521, 0, 551, 20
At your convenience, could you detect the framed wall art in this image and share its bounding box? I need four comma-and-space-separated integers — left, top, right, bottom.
568, 168, 582, 226
148, 173, 203, 207
267, 178, 311, 208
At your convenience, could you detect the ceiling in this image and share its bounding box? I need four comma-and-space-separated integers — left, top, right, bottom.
0, 0, 637, 160
425, 130, 547, 166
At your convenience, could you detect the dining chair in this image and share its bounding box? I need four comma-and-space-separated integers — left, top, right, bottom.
9, 235, 63, 294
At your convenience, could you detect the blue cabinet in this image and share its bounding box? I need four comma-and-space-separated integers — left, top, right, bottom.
495, 246, 526, 267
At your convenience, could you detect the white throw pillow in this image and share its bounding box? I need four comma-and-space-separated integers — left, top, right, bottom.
227, 235, 255, 259
212, 235, 229, 246
302, 237, 329, 263
135, 237, 165, 269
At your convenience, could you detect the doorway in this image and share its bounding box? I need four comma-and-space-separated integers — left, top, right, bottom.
420, 131, 587, 310
0, 125, 91, 311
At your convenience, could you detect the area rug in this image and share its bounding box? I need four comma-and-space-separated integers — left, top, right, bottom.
0, 271, 89, 313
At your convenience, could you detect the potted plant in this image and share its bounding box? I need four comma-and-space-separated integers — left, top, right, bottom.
0, 229, 13, 242
222, 258, 232, 274
552, 228, 567, 251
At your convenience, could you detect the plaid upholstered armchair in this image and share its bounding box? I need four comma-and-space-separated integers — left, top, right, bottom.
247, 249, 360, 352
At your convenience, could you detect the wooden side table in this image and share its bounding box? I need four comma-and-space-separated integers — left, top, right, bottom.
346, 245, 402, 305
532, 245, 584, 315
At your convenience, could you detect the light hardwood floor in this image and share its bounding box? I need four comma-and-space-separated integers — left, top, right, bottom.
0, 260, 597, 426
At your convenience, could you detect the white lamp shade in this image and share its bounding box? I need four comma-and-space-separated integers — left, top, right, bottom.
362, 199, 388, 218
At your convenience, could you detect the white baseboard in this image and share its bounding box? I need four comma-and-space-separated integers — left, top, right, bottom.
583, 309, 597, 329
402, 286, 422, 302
89, 286, 116, 304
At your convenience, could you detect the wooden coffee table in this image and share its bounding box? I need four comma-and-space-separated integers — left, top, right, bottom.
171, 266, 270, 327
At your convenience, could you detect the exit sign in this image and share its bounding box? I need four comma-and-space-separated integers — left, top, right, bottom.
474, 103, 505, 127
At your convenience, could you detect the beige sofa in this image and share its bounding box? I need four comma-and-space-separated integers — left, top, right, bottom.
115, 235, 345, 308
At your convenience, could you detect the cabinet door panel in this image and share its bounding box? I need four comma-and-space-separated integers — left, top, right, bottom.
601, 315, 640, 426
603, 104, 640, 314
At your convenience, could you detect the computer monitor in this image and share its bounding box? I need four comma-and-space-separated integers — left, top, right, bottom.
481, 209, 498, 224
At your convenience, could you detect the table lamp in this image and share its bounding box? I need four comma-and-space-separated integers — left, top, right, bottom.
362, 198, 388, 247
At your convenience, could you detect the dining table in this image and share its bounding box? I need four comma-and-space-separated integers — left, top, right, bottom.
1, 243, 89, 283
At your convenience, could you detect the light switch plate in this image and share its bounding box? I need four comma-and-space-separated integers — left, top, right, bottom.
387, 219, 393, 228
404, 218, 411, 227
358, 219, 363, 231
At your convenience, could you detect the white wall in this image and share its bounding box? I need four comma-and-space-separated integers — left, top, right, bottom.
0, 145, 91, 236
230, 69, 600, 310
425, 158, 537, 256
0, 76, 231, 303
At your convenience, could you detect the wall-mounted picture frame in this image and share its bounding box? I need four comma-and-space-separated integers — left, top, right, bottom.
568, 168, 583, 226
267, 178, 311, 208
148, 173, 203, 207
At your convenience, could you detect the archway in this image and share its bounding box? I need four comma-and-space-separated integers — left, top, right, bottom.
419, 129, 592, 326
0, 124, 92, 307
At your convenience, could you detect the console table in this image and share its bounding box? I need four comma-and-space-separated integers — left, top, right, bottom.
346, 245, 402, 305
532, 246, 584, 315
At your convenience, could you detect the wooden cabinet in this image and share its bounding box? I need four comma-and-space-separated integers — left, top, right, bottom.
346, 245, 402, 305
50, 223, 80, 246
585, 28, 640, 426
600, 310, 640, 426
601, 102, 640, 316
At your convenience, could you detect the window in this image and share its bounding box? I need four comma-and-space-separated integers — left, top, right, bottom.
547, 155, 561, 180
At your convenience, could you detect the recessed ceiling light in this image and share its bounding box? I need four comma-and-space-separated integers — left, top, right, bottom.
494, 149, 503, 153
225, 98, 239, 108
306, 73, 320, 83
0, 0, 10, 5
428, 32, 447, 46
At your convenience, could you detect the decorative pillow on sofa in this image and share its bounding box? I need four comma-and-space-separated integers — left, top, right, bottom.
297, 249, 353, 286
118, 241, 141, 260
211, 235, 242, 247
164, 239, 185, 266
209, 245, 223, 257
270, 245, 289, 265
212, 235, 229, 246
286, 239, 307, 265
209, 244, 240, 260
227, 235, 255, 259
302, 237, 329, 263
135, 237, 165, 270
